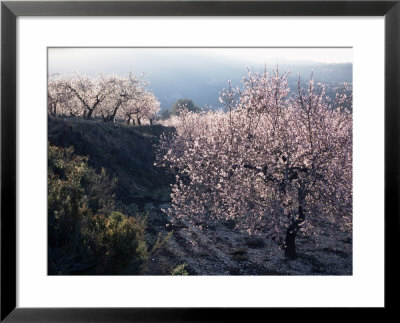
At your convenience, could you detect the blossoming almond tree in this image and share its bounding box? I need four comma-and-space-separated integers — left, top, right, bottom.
99, 73, 146, 123
124, 91, 160, 125
48, 74, 79, 117
63, 73, 115, 120
48, 72, 160, 124
157, 69, 352, 259
138, 92, 161, 125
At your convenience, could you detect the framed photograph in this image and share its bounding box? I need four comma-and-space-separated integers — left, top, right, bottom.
1, 0, 398, 321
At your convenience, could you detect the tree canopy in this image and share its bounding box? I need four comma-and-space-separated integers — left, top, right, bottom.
171, 98, 200, 115
157, 69, 352, 258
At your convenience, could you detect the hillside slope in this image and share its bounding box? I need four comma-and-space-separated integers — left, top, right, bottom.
48, 116, 174, 208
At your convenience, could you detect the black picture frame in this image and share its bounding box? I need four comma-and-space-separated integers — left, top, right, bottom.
1, 1, 399, 321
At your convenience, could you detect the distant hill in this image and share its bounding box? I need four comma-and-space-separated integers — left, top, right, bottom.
48, 116, 174, 207
146, 62, 352, 111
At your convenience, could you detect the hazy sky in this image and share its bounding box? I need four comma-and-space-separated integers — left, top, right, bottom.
48, 47, 352, 76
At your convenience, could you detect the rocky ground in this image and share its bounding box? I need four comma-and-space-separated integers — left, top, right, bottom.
144, 205, 352, 276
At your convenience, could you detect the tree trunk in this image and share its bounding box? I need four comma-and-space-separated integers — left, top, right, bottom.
137, 116, 141, 125
102, 114, 115, 123
105, 115, 115, 123
149, 118, 153, 125
86, 109, 94, 120
51, 104, 57, 116
284, 183, 307, 259
284, 223, 298, 259
110, 104, 120, 123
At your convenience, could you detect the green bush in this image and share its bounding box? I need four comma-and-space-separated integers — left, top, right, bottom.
48, 143, 148, 275
171, 263, 189, 276
171, 98, 200, 116
84, 211, 148, 274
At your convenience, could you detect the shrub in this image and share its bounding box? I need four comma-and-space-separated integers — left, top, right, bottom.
48, 143, 149, 275
85, 211, 148, 274
171, 263, 189, 276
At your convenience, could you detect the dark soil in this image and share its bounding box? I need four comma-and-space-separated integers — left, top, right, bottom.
145, 206, 352, 276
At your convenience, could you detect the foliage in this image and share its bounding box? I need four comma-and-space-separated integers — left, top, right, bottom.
161, 108, 172, 120
84, 211, 148, 274
171, 98, 200, 116
171, 263, 189, 275
149, 231, 173, 255
156, 69, 352, 258
48, 143, 149, 274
